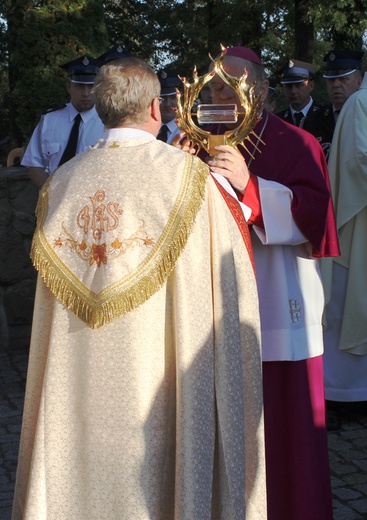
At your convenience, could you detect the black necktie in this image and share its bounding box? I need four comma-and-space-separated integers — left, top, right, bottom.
157, 124, 168, 142
334, 110, 340, 121
58, 113, 82, 166
293, 112, 304, 127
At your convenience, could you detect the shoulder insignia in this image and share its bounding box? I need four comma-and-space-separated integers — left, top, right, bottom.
42, 104, 67, 115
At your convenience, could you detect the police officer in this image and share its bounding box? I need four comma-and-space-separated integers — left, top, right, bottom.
156, 69, 186, 144
22, 55, 104, 188
277, 59, 322, 130
308, 50, 364, 159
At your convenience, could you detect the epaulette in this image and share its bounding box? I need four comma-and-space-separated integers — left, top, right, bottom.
42, 104, 67, 115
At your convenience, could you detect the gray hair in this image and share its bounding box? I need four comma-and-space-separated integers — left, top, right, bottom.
225, 56, 266, 83
93, 57, 160, 128
246, 60, 267, 83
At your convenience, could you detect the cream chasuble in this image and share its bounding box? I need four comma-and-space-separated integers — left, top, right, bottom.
321, 74, 367, 355
12, 135, 266, 520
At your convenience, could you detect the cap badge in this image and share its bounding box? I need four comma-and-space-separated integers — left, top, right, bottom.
289, 60, 294, 68
82, 56, 90, 66
161, 70, 167, 79
329, 53, 336, 62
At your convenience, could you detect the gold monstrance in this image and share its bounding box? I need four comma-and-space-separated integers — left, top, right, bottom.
175, 45, 264, 157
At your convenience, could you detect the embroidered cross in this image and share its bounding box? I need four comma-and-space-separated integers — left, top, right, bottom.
289, 299, 302, 323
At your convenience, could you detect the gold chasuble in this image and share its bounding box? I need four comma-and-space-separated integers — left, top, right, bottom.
12, 137, 266, 520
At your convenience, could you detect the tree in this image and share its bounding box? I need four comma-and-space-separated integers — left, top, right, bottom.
103, 0, 292, 74
0, 0, 367, 145
3, 0, 108, 144
294, 0, 315, 62
313, 0, 367, 50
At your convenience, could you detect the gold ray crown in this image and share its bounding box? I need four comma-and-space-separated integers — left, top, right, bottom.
175, 45, 264, 157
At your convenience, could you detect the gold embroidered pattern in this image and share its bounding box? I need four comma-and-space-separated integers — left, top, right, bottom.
31, 152, 209, 329
53, 190, 155, 267
77, 189, 121, 239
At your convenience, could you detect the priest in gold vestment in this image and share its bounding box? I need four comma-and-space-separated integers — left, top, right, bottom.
12, 58, 267, 520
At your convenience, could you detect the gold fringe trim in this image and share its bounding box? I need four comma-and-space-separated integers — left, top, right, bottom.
31, 154, 209, 329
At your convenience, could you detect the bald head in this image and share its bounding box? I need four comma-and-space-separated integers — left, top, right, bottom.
209, 54, 269, 109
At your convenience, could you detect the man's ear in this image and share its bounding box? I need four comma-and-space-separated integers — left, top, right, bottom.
151, 97, 161, 122
258, 78, 269, 105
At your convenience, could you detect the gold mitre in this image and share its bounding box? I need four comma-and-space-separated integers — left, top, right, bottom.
175, 45, 264, 157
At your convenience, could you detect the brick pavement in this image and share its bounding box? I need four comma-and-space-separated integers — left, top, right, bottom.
1, 327, 367, 520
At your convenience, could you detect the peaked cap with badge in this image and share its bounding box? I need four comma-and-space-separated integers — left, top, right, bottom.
97, 45, 132, 63
281, 59, 317, 84
158, 69, 186, 96
323, 50, 364, 78
60, 55, 101, 84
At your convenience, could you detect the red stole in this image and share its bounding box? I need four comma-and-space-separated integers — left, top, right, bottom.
212, 177, 256, 272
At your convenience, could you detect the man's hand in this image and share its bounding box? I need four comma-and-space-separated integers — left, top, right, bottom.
170, 133, 197, 154
207, 145, 250, 194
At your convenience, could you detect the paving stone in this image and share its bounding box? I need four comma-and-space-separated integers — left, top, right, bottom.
0, 510, 12, 520
333, 487, 362, 501
343, 421, 365, 431
333, 504, 364, 520
354, 483, 367, 495
328, 437, 352, 451
0, 475, 8, 485
7, 424, 21, 434
351, 498, 367, 514
337, 448, 367, 461
0, 491, 14, 503
332, 475, 349, 488
331, 462, 359, 475
354, 457, 367, 469
342, 430, 367, 440
344, 473, 367, 485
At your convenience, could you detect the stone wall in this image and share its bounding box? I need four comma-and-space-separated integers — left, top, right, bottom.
0, 167, 38, 349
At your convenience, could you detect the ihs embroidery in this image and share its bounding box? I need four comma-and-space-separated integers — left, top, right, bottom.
54, 189, 155, 267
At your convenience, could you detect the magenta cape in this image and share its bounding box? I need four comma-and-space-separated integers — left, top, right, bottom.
205, 112, 340, 258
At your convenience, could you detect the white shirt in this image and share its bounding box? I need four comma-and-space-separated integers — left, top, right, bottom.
100, 127, 155, 142
290, 97, 314, 124
21, 103, 104, 174
161, 119, 181, 145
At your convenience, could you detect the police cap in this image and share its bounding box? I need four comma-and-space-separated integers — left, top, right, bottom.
97, 45, 132, 63
158, 69, 186, 97
60, 55, 101, 84
281, 59, 317, 84
323, 50, 364, 79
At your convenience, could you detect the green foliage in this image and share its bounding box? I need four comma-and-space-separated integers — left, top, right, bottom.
0, 0, 366, 144
311, 0, 367, 49
3, 0, 108, 141
102, 0, 293, 72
